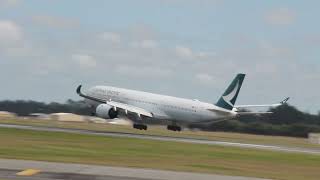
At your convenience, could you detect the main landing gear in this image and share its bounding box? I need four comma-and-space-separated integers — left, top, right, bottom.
133, 124, 147, 130
167, 125, 181, 132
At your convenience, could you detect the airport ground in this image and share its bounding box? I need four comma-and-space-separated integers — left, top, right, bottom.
0, 159, 267, 180
1, 118, 320, 150
0, 123, 320, 180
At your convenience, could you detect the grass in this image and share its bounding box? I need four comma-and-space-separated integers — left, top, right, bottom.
1, 118, 320, 150
0, 127, 320, 180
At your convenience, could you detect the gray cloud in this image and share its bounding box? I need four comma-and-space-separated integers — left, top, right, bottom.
175, 45, 216, 59
32, 15, 79, 29
265, 8, 296, 25
0, 20, 22, 46
130, 39, 158, 49
0, 0, 21, 8
115, 65, 172, 78
195, 73, 215, 85
100, 32, 121, 44
0, 17, 319, 113
72, 54, 97, 69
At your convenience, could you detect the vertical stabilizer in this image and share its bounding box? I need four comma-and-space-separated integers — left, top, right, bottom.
215, 74, 246, 110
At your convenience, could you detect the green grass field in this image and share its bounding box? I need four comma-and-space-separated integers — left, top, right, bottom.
0, 127, 320, 180
1, 118, 320, 150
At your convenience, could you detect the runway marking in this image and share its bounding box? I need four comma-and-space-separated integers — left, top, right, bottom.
16, 169, 41, 176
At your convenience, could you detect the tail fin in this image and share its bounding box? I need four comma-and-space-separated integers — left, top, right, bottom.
215, 74, 246, 110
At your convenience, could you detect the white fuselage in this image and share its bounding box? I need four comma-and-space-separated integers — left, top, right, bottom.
85, 86, 236, 125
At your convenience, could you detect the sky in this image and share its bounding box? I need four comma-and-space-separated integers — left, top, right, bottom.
0, 0, 319, 113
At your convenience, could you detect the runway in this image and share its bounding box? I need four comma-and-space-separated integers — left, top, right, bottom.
0, 159, 269, 180
0, 123, 320, 155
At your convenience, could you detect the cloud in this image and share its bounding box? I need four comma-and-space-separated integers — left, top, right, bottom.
197, 51, 217, 58
100, 32, 121, 44
72, 54, 97, 68
32, 15, 79, 28
175, 46, 216, 59
0, 20, 22, 46
129, 24, 157, 41
131, 39, 158, 49
175, 46, 193, 58
303, 34, 320, 46
258, 40, 293, 58
161, 0, 224, 6
195, 73, 214, 84
0, 0, 21, 8
115, 65, 172, 78
265, 8, 296, 25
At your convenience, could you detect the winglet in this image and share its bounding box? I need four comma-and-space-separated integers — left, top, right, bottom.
76, 85, 105, 103
76, 85, 82, 95
280, 97, 290, 105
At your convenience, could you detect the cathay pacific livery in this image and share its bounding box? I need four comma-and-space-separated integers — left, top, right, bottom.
77, 74, 289, 131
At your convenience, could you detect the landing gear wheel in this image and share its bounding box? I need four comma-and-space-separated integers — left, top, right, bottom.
167, 125, 181, 132
133, 124, 147, 130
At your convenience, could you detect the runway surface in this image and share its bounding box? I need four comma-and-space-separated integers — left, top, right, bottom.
0, 159, 269, 180
0, 123, 320, 155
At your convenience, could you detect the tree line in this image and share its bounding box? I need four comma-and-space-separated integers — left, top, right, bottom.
191, 105, 320, 137
0, 99, 92, 116
0, 100, 319, 137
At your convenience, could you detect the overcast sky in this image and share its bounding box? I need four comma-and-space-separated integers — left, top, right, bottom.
0, 0, 319, 113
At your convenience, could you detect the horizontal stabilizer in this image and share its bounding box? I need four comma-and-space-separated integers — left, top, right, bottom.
234, 97, 290, 109
236, 112, 273, 115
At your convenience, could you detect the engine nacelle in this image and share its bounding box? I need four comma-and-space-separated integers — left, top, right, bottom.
95, 104, 118, 119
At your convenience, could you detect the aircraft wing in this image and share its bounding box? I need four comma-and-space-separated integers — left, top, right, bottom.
107, 101, 153, 118
234, 97, 290, 109
76, 85, 153, 118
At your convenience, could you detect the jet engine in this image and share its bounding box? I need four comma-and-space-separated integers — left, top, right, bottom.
95, 104, 118, 119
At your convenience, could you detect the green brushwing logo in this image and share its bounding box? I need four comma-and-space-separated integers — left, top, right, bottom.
215, 74, 245, 110
222, 79, 240, 107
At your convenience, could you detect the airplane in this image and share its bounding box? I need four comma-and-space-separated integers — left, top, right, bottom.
76, 74, 289, 131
